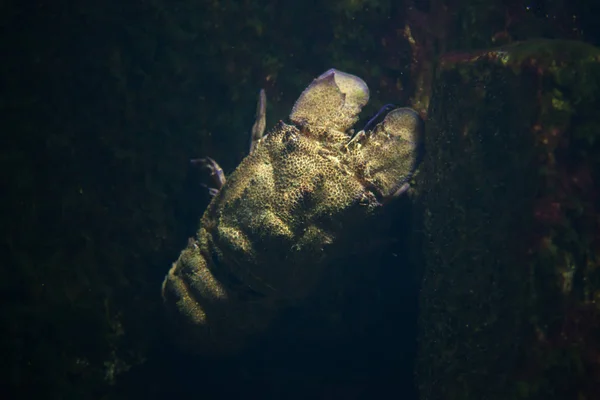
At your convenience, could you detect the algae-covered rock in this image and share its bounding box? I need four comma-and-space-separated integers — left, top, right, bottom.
416, 39, 600, 399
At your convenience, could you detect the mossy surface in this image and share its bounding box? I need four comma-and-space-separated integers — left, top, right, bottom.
416, 39, 600, 399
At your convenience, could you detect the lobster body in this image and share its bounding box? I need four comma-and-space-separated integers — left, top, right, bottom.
162, 69, 423, 354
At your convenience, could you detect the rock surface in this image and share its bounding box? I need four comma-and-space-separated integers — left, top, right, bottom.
417, 39, 600, 399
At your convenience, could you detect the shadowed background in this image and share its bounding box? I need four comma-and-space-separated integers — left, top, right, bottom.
1, 0, 598, 399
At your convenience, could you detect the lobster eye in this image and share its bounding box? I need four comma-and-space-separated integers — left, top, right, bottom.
283, 130, 299, 152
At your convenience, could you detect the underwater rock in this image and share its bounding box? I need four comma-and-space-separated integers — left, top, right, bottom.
162, 69, 423, 354
417, 40, 600, 399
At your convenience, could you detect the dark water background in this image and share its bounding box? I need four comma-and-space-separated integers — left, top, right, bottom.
2, 1, 599, 399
